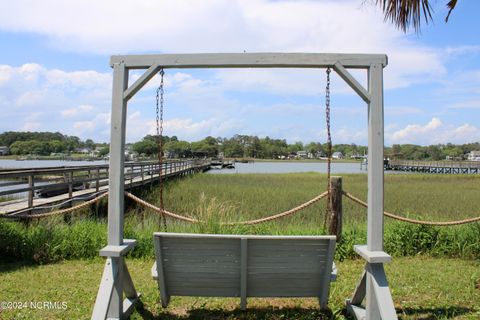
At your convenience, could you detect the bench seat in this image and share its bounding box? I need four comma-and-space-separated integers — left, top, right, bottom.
152, 232, 336, 310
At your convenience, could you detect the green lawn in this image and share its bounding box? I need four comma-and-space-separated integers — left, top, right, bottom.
1, 173, 480, 318
0, 257, 479, 319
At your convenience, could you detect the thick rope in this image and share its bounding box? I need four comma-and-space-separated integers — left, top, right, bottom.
343, 191, 480, 226
125, 191, 199, 223
0, 192, 108, 219
125, 191, 328, 225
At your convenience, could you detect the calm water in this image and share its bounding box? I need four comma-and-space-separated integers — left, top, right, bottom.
0, 159, 108, 169
0, 159, 368, 175
208, 161, 367, 174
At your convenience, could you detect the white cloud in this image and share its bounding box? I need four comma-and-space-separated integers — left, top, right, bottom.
164, 118, 245, 141
388, 118, 480, 145
73, 113, 110, 136
61, 104, 94, 117
0, 63, 111, 140
21, 121, 41, 131
0, 0, 447, 90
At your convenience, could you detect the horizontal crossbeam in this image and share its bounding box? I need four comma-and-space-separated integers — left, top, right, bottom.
111, 53, 387, 70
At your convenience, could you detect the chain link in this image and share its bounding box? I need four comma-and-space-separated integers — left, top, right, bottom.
324, 67, 332, 231
155, 69, 167, 232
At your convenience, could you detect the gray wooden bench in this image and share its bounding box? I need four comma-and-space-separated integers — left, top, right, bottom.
152, 232, 337, 310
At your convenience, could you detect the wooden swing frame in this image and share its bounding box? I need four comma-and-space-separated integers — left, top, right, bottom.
91, 52, 395, 320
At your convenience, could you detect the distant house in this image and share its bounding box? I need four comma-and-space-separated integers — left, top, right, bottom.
332, 151, 344, 159
296, 151, 308, 158
468, 151, 480, 161
74, 147, 91, 154
0, 146, 9, 156
350, 153, 365, 160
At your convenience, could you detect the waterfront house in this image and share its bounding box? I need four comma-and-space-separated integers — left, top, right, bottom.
468, 151, 480, 161
332, 151, 344, 159
0, 146, 9, 156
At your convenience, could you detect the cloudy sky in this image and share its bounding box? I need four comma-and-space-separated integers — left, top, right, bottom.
0, 0, 479, 145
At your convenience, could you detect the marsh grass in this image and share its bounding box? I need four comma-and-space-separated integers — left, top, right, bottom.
1, 173, 480, 262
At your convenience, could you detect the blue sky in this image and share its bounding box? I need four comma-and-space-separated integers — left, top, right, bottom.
0, 0, 479, 146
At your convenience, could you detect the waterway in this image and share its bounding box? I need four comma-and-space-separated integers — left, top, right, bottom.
207, 161, 366, 174
0, 159, 108, 170
0, 159, 367, 174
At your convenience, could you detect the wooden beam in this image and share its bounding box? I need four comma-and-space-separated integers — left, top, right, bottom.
91, 258, 117, 320
153, 236, 170, 308
319, 238, 336, 309
369, 263, 398, 319
111, 53, 388, 70
367, 63, 385, 252
108, 62, 128, 246
333, 62, 371, 103
240, 238, 248, 311
349, 269, 366, 305
354, 245, 392, 264
123, 64, 161, 101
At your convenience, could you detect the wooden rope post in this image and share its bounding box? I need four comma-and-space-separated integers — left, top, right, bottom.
328, 176, 342, 242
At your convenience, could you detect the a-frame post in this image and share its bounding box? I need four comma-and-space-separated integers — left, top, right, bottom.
92, 62, 140, 320
346, 63, 397, 319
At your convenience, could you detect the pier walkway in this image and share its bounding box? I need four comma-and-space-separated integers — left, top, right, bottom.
0, 159, 210, 215
385, 159, 480, 174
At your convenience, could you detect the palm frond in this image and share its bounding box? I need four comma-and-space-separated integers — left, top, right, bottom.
376, 0, 434, 33
445, 0, 458, 22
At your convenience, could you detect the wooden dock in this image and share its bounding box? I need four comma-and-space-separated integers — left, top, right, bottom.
0, 159, 210, 215
385, 159, 480, 174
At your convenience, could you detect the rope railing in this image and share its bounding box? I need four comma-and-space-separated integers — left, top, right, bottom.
342, 191, 480, 226
3, 188, 479, 227
0, 192, 108, 219
125, 191, 328, 225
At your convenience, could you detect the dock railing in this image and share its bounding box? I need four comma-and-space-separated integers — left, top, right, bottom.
0, 159, 210, 215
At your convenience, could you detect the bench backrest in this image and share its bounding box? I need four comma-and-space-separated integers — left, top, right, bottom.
153, 232, 336, 308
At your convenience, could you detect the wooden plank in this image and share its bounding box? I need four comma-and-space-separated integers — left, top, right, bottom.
154, 232, 336, 241
167, 279, 239, 289
354, 245, 392, 264
366, 62, 386, 320
349, 269, 367, 305
346, 303, 366, 320
333, 62, 370, 103
153, 236, 170, 308
169, 287, 239, 297
111, 53, 387, 69
124, 65, 160, 101
369, 263, 398, 319
107, 62, 128, 247
153, 233, 337, 308
367, 63, 385, 252
319, 238, 336, 309
99, 239, 137, 257
240, 238, 247, 310
91, 258, 117, 320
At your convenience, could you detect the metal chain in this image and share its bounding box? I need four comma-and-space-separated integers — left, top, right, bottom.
324, 67, 332, 232
156, 69, 167, 232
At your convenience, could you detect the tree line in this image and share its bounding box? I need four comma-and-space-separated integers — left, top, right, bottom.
1, 131, 479, 160
0, 131, 107, 156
